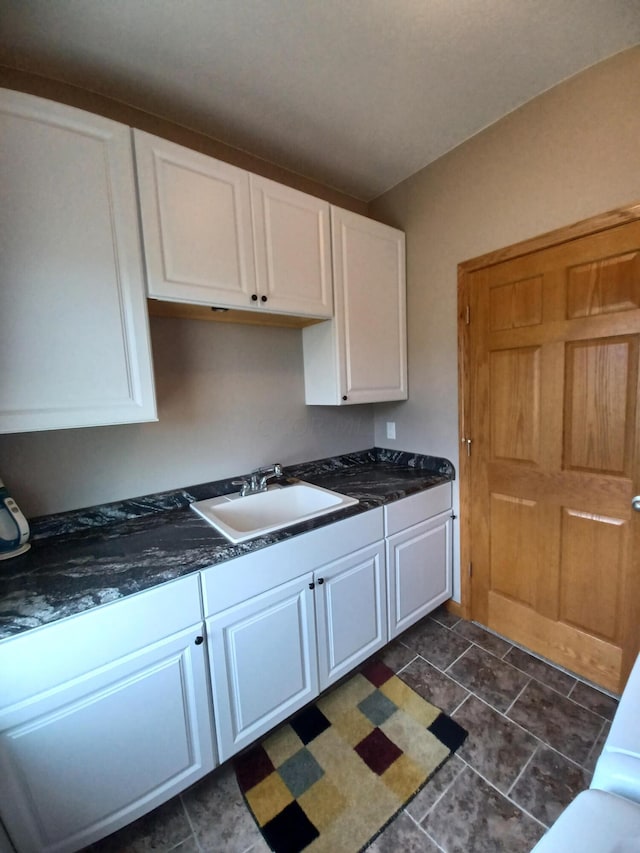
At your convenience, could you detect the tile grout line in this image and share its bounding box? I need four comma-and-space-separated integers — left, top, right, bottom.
409, 756, 466, 824
394, 653, 419, 676
456, 756, 549, 830
414, 651, 477, 698
503, 676, 533, 717
403, 809, 448, 851
405, 635, 603, 772
456, 687, 588, 771
426, 764, 466, 822
475, 684, 592, 771
442, 643, 474, 674
448, 690, 472, 718
177, 794, 203, 853
506, 743, 541, 799
582, 716, 608, 772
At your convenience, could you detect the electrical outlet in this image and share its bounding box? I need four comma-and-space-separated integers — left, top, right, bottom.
386, 421, 396, 440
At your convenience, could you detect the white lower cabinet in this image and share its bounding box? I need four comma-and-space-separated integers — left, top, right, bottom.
0, 485, 453, 851
385, 484, 453, 640
315, 542, 386, 688
207, 573, 319, 762
0, 577, 215, 853
201, 509, 387, 762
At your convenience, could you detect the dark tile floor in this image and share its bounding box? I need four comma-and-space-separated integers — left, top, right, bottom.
89, 607, 618, 853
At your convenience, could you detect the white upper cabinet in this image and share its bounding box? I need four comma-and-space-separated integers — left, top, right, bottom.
133, 130, 257, 308
0, 89, 156, 434
250, 175, 332, 317
134, 133, 332, 318
303, 207, 407, 405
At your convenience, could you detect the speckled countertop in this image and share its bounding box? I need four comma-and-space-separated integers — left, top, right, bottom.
0, 448, 454, 641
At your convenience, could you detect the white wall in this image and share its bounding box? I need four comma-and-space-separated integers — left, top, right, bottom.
0, 318, 373, 516
370, 46, 640, 600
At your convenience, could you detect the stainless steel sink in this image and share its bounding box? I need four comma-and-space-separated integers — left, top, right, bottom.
190, 481, 359, 543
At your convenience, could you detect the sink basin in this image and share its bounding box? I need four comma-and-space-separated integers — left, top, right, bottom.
190, 481, 359, 543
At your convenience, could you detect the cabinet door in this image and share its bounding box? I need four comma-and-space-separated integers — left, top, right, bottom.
316, 542, 387, 689
0, 89, 156, 434
334, 208, 407, 404
302, 208, 407, 405
0, 625, 215, 853
386, 510, 452, 640
250, 175, 332, 318
207, 574, 318, 762
134, 130, 256, 308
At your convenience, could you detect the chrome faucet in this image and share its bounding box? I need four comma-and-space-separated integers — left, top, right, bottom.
232, 464, 283, 497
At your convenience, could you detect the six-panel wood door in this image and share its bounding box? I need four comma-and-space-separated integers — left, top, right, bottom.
467, 219, 640, 692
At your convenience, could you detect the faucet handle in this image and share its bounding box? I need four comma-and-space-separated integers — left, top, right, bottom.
258, 463, 283, 477
231, 478, 251, 496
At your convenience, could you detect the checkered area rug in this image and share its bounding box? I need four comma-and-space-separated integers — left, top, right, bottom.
235, 659, 467, 853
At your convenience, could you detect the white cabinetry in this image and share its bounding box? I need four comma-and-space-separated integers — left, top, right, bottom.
0, 89, 156, 434
315, 541, 386, 688
250, 175, 332, 317
0, 576, 215, 853
134, 132, 332, 319
303, 208, 407, 405
133, 130, 257, 309
206, 573, 319, 761
385, 484, 453, 639
202, 509, 385, 762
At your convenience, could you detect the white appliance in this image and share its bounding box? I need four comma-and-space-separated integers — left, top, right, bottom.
0, 478, 30, 559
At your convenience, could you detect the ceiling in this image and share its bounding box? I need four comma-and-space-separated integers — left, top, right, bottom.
1, 1, 639, 201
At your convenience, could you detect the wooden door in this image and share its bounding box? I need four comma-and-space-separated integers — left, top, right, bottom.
461, 213, 640, 693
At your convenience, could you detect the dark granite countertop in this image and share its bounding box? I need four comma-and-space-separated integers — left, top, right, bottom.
0, 448, 454, 641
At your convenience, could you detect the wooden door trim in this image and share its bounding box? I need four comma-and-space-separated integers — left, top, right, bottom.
459, 202, 640, 274
457, 201, 640, 617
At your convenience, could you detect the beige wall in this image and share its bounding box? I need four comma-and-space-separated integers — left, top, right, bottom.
0, 68, 373, 517
370, 46, 640, 599
1, 319, 373, 517
2, 50, 639, 522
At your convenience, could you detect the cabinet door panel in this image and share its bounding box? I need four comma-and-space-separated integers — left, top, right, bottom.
134, 130, 256, 308
387, 512, 452, 639
0, 626, 214, 853
316, 543, 387, 688
250, 175, 332, 317
207, 575, 318, 762
302, 208, 407, 405
333, 208, 407, 404
0, 89, 156, 433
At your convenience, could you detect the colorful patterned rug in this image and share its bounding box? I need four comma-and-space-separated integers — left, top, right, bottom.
235, 659, 467, 853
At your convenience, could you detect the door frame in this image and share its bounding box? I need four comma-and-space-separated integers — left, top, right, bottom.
457, 201, 640, 620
